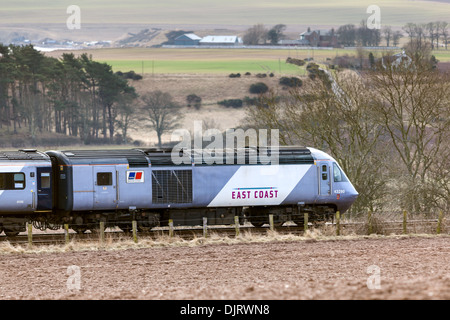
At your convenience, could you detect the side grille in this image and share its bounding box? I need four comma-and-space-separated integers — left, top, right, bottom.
152, 170, 192, 204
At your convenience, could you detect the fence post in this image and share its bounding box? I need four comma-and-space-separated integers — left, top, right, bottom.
437, 210, 444, 235
336, 211, 341, 236
64, 224, 70, 245
368, 210, 373, 235
27, 222, 32, 249
132, 220, 138, 243
304, 212, 308, 232
234, 216, 240, 237
99, 221, 105, 245
403, 210, 407, 235
169, 219, 174, 237
203, 217, 208, 238
269, 214, 274, 231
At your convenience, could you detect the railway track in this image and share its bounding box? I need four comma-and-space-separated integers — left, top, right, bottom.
0, 218, 445, 247
0, 224, 306, 246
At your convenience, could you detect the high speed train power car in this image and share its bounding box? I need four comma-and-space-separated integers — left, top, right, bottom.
0, 147, 358, 236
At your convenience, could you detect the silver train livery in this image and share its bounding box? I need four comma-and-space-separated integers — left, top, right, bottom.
0, 147, 358, 236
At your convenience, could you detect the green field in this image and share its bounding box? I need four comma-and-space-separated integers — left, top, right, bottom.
49, 47, 449, 75
1, 0, 449, 26
50, 47, 361, 75
100, 59, 306, 74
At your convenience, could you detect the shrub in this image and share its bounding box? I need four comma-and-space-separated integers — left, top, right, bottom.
286, 57, 306, 66
186, 94, 202, 110
229, 73, 241, 78
249, 82, 269, 94
255, 73, 267, 78
279, 76, 303, 88
116, 70, 143, 80
217, 99, 243, 108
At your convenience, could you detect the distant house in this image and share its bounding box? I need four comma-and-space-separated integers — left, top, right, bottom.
300, 30, 319, 46
381, 51, 412, 69
199, 35, 242, 46
174, 33, 202, 46
299, 29, 338, 47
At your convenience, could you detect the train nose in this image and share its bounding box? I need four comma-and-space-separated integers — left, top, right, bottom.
348, 189, 359, 201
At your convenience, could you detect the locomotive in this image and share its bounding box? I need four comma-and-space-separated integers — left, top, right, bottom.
0, 147, 358, 236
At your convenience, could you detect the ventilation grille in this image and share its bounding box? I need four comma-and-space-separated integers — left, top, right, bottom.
152, 170, 192, 204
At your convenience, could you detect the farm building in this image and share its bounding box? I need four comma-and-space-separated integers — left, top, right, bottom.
174, 33, 202, 46
199, 35, 242, 46
299, 29, 338, 47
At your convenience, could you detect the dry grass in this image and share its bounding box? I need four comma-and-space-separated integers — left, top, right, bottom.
1, 224, 447, 256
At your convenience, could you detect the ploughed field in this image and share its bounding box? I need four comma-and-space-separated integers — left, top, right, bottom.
0, 235, 448, 300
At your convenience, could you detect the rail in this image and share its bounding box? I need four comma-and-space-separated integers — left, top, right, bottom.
0, 210, 447, 248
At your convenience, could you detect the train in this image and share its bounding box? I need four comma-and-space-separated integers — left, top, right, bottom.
0, 146, 358, 236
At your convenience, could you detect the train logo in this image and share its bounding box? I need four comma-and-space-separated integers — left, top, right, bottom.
126, 171, 144, 183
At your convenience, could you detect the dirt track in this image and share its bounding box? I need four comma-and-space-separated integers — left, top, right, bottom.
0, 236, 449, 300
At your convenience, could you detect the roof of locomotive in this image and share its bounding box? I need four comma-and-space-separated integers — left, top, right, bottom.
45, 146, 321, 166
0, 149, 50, 162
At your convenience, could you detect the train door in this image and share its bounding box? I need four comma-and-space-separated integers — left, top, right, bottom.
36, 167, 52, 211
318, 162, 331, 196
93, 166, 117, 209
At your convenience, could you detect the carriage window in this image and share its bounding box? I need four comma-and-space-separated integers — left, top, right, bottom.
0, 173, 25, 190
97, 172, 112, 186
321, 165, 328, 180
40, 172, 51, 189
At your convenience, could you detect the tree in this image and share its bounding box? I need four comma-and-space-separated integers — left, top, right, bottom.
337, 24, 356, 46
243, 24, 267, 45
392, 30, 403, 47
369, 51, 450, 213
140, 91, 184, 148
382, 26, 393, 47
267, 24, 286, 45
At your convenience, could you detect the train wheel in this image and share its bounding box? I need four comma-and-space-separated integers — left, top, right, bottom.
4, 230, 19, 237
72, 226, 87, 234
251, 221, 266, 228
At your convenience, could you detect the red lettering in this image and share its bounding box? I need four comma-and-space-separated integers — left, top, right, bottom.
247, 191, 251, 199
270, 190, 273, 198
254, 191, 258, 198
236, 191, 241, 199
264, 190, 269, 198
275, 190, 278, 198
232, 191, 235, 199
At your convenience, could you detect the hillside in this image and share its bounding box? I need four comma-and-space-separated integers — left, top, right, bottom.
1, 0, 449, 44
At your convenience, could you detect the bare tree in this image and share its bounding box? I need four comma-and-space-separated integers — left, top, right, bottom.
140, 91, 184, 148
392, 30, 403, 47
426, 22, 437, 49
369, 53, 450, 213
243, 24, 268, 45
382, 26, 392, 47
438, 21, 449, 50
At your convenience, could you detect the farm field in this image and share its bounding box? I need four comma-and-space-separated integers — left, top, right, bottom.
0, 236, 448, 300
47, 47, 450, 75
47, 47, 345, 74
1, 0, 449, 27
